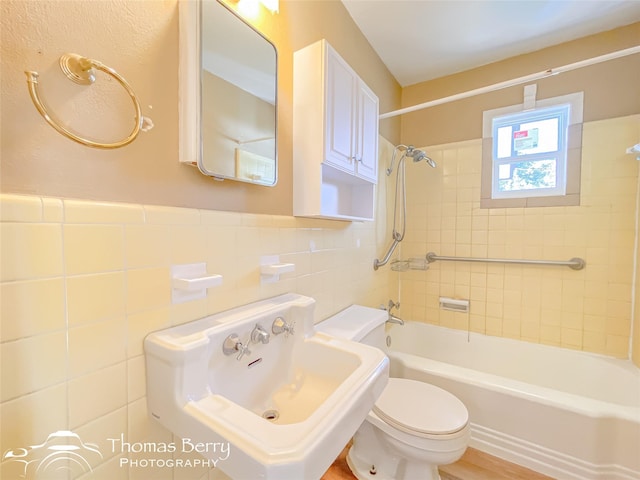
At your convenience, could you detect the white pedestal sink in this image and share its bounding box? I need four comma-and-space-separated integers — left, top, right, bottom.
145, 293, 389, 479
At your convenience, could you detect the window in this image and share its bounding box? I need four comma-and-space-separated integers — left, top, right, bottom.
492, 104, 568, 198
481, 92, 583, 208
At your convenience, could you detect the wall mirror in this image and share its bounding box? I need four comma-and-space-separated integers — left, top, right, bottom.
179, 0, 278, 186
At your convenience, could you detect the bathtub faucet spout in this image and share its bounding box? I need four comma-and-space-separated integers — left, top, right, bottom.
381, 300, 404, 325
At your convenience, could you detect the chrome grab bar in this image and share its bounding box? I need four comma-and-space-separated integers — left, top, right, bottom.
373, 238, 400, 270
425, 252, 585, 270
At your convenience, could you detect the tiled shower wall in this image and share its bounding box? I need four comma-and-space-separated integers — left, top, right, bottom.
0, 144, 395, 479
398, 114, 639, 358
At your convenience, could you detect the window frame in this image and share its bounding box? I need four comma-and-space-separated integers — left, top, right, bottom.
491, 103, 570, 199
481, 91, 583, 209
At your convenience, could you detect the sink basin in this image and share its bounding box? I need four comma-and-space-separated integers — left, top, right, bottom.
145, 294, 389, 479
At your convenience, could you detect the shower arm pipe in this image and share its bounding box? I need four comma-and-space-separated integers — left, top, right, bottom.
386, 144, 409, 175
379, 45, 640, 120
374, 238, 401, 270
425, 252, 585, 270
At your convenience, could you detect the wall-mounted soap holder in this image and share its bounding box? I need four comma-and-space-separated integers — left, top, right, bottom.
390, 257, 429, 272
439, 297, 469, 313
260, 255, 295, 283
171, 263, 222, 304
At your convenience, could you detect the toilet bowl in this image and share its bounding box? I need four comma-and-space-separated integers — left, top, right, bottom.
317, 305, 470, 480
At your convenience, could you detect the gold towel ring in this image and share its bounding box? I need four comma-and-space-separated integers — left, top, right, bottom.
25, 53, 143, 149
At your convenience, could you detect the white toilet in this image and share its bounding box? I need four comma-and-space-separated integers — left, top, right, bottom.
316, 305, 470, 480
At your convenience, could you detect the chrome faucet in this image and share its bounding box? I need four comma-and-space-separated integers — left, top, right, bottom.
382, 300, 404, 325
272, 317, 295, 337
251, 324, 270, 344
222, 333, 252, 360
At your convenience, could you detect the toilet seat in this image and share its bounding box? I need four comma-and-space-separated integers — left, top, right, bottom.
373, 378, 469, 438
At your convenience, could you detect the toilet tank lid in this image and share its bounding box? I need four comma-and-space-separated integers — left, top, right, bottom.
316, 305, 388, 342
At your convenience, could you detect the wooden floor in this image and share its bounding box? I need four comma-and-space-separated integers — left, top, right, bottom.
322, 446, 555, 480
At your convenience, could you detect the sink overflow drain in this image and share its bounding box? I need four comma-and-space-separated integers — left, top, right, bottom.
262, 409, 279, 421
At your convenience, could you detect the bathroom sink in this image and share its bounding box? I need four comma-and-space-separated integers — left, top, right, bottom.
145, 294, 389, 480
215, 339, 364, 425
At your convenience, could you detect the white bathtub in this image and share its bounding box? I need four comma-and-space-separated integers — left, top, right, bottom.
385, 321, 640, 480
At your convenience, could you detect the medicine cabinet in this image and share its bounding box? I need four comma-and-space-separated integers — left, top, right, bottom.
293, 39, 379, 221
179, 0, 278, 186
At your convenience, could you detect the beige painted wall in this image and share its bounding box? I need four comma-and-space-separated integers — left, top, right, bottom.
0, 0, 401, 215
399, 22, 639, 147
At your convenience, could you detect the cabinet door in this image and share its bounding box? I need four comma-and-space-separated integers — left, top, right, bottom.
325, 51, 356, 172
355, 82, 379, 183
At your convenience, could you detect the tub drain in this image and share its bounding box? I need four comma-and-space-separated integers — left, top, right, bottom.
262, 409, 279, 421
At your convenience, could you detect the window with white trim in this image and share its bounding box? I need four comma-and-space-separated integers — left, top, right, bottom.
481, 92, 583, 208
493, 104, 568, 198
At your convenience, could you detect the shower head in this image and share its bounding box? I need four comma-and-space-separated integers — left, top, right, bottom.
406, 146, 437, 168
386, 144, 437, 176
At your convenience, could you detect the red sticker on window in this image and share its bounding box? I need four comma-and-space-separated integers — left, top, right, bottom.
513, 130, 528, 139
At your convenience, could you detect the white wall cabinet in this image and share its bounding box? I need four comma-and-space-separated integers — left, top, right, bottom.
293, 39, 379, 221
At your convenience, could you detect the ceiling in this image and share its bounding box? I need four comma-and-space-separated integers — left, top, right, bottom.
341, 0, 640, 87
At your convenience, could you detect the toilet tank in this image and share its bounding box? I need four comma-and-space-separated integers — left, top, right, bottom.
315, 305, 388, 350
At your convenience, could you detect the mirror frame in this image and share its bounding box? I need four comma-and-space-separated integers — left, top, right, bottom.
178, 0, 278, 186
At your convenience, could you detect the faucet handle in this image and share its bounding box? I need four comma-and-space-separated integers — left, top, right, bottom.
222, 333, 252, 360
272, 317, 294, 337
235, 342, 252, 360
